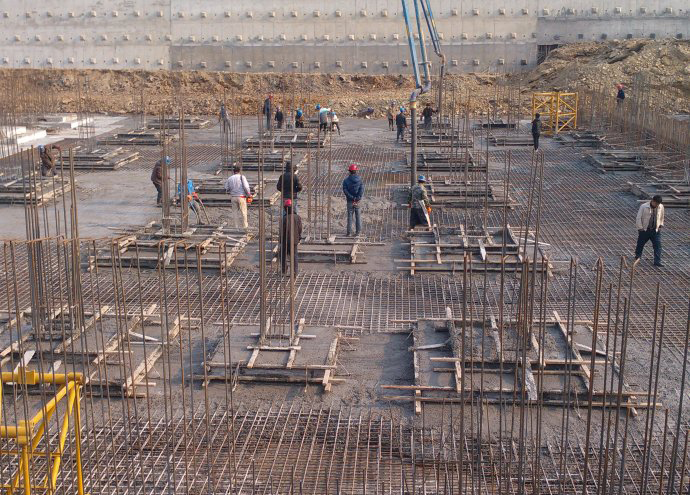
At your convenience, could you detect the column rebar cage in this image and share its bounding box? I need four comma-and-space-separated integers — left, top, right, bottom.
0, 370, 86, 495
532, 91, 578, 135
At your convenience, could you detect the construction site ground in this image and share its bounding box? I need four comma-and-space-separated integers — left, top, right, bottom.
2, 115, 689, 424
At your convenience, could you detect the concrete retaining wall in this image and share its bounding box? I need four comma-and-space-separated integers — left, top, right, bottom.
0, 0, 687, 72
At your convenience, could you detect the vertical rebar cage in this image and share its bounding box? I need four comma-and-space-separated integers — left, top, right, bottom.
532, 92, 578, 135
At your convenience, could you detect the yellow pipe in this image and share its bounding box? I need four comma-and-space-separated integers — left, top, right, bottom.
74, 386, 86, 495
28, 382, 75, 428
49, 386, 77, 491
22, 445, 31, 495
0, 371, 83, 386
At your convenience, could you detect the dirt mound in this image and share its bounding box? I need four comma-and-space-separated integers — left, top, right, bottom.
515, 39, 690, 113
1, 40, 688, 118
0, 69, 505, 118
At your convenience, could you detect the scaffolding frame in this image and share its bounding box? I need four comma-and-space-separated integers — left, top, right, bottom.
532, 92, 578, 135
0, 371, 86, 495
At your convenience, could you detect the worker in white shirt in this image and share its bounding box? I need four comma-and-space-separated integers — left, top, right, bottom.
634, 195, 665, 267
224, 166, 253, 229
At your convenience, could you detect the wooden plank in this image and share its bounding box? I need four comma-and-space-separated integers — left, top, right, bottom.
123, 315, 183, 394
91, 303, 157, 366
553, 311, 591, 389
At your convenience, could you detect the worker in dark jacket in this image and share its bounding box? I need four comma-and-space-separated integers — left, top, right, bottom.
262, 94, 273, 130
281, 199, 303, 276
276, 161, 303, 213
38, 144, 61, 177
408, 175, 431, 230
422, 103, 435, 130
275, 106, 284, 129
151, 156, 170, 205
616, 84, 625, 104
531, 113, 542, 151
395, 108, 407, 142
343, 164, 364, 237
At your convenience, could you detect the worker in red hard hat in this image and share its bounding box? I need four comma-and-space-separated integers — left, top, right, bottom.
343, 164, 364, 237
280, 199, 303, 276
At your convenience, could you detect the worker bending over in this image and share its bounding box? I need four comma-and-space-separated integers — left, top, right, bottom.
635, 195, 664, 267
317, 105, 331, 132
178, 179, 205, 225
295, 109, 304, 128
38, 144, 61, 177
408, 175, 431, 230
275, 107, 284, 129
342, 164, 364, 237
280, 199, 303, 277
330, 111, 341, 135
224, 166, 253, 230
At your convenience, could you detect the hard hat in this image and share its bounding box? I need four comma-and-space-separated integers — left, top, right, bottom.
417, 175, 426, 182
316, 104, 321, 110
38, 145, 45, 152
164, 156, 172, 165
284, 199, 292, 208
400, 107, 405, 112
348, 164, 358, 172
617, 84, 624, 89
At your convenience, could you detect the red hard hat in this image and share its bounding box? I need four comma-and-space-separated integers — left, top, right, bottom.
348, 164, 358, 172
284, 199, 292, 207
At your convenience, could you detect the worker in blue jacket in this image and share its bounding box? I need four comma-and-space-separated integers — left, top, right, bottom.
343, 164, 364, 237
177, 179, 205, 225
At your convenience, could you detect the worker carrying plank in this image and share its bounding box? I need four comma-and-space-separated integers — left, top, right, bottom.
38, 144, 61, 177
408, 175, 431, 230
224, 166, 253, 230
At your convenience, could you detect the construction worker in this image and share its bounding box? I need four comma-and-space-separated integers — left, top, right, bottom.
343, 164, 364, 237
531, 113, 542, 151
151, 156, 170, 205
422, 102, 435, 130
408, 175, 431, 230
395, 107, 407, 142
263, 94, 273, 130
330, 110, 341, 135
318, 105, 331, 132
276, 161, 302, 213
616, 84, 626, 104
38, 144, 61, 177
177, 179, 205, 225
275, 106, 284, 129
387, 106, 395, 131
224, 166, 253, 230
295, 109, 305, 128
280, 199, 303, 276
635, 195, 664, 267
